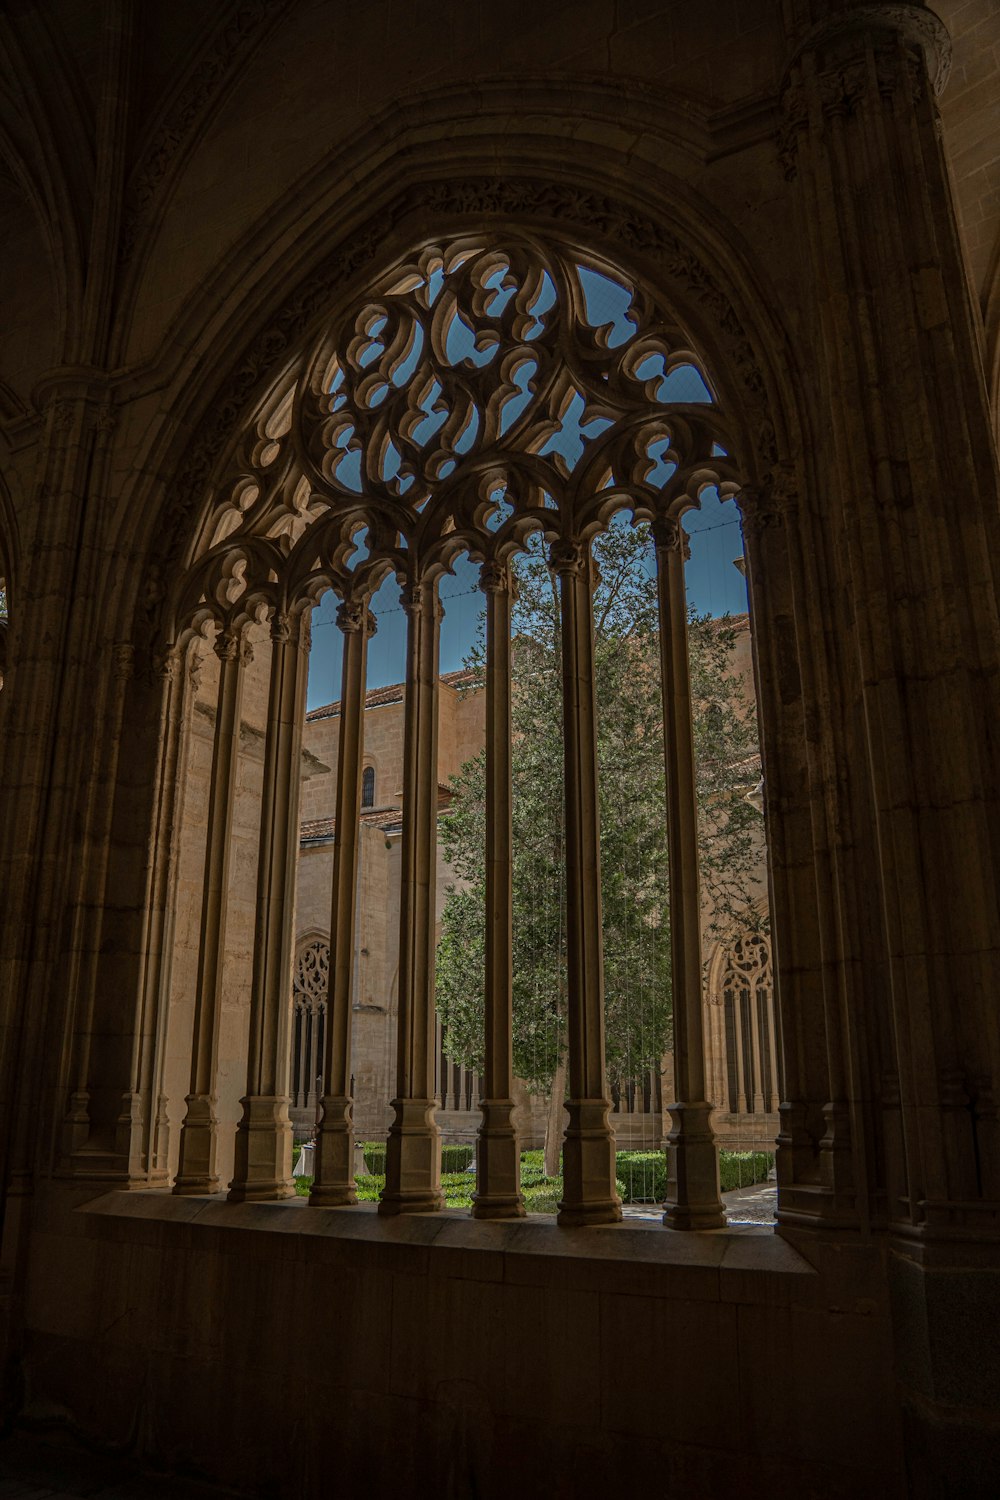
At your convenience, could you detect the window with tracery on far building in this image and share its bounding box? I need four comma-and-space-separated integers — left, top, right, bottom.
721, 929, 776, 1116
361, 765, 375, 808
291, 939, 329, 1117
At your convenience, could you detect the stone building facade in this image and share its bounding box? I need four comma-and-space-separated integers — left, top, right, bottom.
1, 5, 999, 1499
293, 666, 490, 1143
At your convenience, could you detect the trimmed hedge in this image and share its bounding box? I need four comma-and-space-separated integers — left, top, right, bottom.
615, 1148, 774, 1203
616, 1150, 666, 1204
355, 1172, 384, 1202
362, 1142, 386, 1175
360, 1141, 474, 1176
521, 1176, 628, 1216
441, 1144, 474, 1173
718, 1150, 773, 1192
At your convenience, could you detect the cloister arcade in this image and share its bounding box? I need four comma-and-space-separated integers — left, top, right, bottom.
4, 6, 999, 1492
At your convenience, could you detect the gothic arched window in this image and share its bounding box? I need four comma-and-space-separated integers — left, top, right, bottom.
291, 939, 329, 1115
720, 930, 776, 1116
170, 230, 756, 1225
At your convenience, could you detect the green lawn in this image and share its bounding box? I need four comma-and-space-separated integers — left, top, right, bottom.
293, 1145, 773, 1211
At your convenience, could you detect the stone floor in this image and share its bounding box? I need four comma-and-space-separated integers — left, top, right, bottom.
0, 1430, 236, 1499
620, 1180, 778, 1224
723, 1181, 778, 1224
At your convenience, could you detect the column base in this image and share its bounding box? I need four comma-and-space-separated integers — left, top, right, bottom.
173, 1093, 221, 1196
379, 1097, 443, 1215
558, 1098, 622, 1226
60, 1091, 91, 1160
472, 1099, 525, 1219
663, 1100, 725, 1230
309, 1095, 358, 1206
227, 1095, 295, 1202
151, 1093, 172, 1176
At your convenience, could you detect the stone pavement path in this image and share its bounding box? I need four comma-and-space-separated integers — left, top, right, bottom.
620, 1180, 778, 1225
723, 1181, 778, 1224
0, 1430, 237, 1500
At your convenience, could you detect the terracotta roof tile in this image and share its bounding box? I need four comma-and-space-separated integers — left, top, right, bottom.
306, 666, 479, 723
300, 783, 453, 843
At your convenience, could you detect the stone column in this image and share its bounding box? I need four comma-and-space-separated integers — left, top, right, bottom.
128, 642, 189, 1185
550, 539, 621, 1226
229, 611, 308, 1201
778, 6, 1000, 1480
173, 628, 248, 1195
473, 561, 525, 1219
780, 4, 1000, 1238
734, 995, 749, 1116
738, 474, 842, 1219
654, 518, 725, 1230
311, 599, 375, 1206
380, 581, 444, 1214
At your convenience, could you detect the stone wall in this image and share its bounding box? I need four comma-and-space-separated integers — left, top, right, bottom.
21, 1187, 903, 1500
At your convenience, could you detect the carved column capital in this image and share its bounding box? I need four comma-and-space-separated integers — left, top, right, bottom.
548, 539, 587, 578
270, 611, 291, 644
795, 6, 950, 92
651, 516, 689, 557
401, 581, 444, 623
479, 560, 511, 594
47, 400, 75, 445
155, 644, 182, 685
187, 647, 205, 694
214, 630, 240, 664
739, 465, 798, 540
94, 402, 118, 445
336, 600, 377, 637
778, 7, 949, 177
112, 643, 135, 682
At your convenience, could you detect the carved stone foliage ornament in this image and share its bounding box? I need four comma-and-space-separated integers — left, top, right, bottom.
169, 230, 745, 639
778, 5, 950, 179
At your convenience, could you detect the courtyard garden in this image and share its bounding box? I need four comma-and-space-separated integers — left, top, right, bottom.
292, 1143, 773, 1212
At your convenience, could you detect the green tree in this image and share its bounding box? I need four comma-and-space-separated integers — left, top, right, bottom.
435, 519, 762, 1156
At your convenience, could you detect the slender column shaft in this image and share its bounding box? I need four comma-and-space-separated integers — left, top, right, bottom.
655, 519, 725, 1228
296, 1008, 307, 1108
735, 995, 749, 1115
473, 562, 524, 1219
380, 580, 444, 1214
749, 985, 765, 1114
766, 987, 780, 1115
550, 540, 621, 1226
311, 600, 374, 1205
174, 628, 248, 1194
229, 611, 308, 1201
308, 1011, 319, 1109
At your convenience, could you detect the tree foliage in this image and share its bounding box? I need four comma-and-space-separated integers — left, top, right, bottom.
435, 518, 762, 1099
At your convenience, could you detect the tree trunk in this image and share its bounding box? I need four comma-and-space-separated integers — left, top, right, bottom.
543, 1054, 567, 1179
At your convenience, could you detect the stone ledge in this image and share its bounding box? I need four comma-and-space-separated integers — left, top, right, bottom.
78, 1189, 814, 1301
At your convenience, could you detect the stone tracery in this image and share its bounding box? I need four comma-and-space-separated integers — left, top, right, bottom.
178, 235, 738, 631
291, 938, 329, 1123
